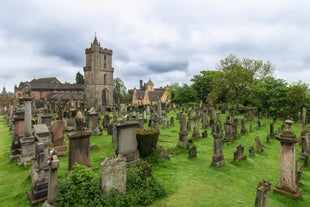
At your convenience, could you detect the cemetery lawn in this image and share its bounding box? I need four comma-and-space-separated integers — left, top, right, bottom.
0, 114, 310, 206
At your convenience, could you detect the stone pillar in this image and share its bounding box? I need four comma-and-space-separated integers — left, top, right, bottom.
10, 105, 24, 160
211, 113, 225, 167
88, 108, 101, 135
67, 111, 91, 170
100, 155, 126, 194
191, 117, 200, 139
254, 180, 271, 207
43, 149, 60, 207
274, 120, 302, 199
302, 107, 307, 131
178, 113, 188, 148
269, 121, 275, 138
19, 83, 35, 164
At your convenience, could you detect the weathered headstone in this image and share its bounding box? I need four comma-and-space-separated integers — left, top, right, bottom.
50, 120, 67, 156
269, 121, 275, 138
274, 120, 302, 199
188, 145, 197, 158
88, 107, 101, 135
115, 121, 140, 166
302, 107, 307, 131
233, 144, 247, 162
178, 113, 189, 148
249, 146, 255, 156
19, 83, 35, 164
255, 136, 265, 153
254, 180, 271, 207
211, 112, 225, 167
42, 149, 60, 207
28, 142, 48, 205
67, 111, 91, 170
10, 105, 24, 160
100, 155, 127, 194
240, 118, 247, 135
191, 117, 200, 139
170, 116, 175, 126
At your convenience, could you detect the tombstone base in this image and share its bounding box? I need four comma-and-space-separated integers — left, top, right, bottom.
178, 141, 188, 149
52, 145, 67, 157
211, 160, 225, 167
211, 155, 225, 167
28, 179, 48, 205
274, 184, 302, 200
233, 155, 247, 162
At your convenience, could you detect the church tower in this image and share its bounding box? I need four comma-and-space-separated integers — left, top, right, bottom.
83, 36, 114, 111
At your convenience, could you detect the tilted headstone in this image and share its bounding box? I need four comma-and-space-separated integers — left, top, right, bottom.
100, 155, 127, 194
274, 120, 302, 199
255, 137, 265, 153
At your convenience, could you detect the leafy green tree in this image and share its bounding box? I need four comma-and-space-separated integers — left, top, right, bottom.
172, 83, 199, 103
249, 77, 288, 114
113, 77, 128, 103
287, 81, 309, 117
75, 71, 84, 84
190, 70, 224, 103
217, 54, 274, 104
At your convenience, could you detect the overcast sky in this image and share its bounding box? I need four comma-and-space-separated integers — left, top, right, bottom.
1, 0, 310, 92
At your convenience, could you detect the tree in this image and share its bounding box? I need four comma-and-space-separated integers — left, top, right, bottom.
249, 77, 288, 114
113, 77, 128, 103
172, 83, 199, 104
190, 70, 224, 103
217, 54, 274, 104
287, 81, 309, 117
75, 71, 84, 84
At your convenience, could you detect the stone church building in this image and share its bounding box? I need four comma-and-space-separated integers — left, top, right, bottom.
14, 36, 114, 112
83, 36, 114, 111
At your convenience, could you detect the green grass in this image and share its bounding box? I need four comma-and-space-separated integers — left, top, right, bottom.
0, 112, 309, 206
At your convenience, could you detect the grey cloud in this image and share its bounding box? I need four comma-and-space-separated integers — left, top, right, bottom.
144, 61, 189, 73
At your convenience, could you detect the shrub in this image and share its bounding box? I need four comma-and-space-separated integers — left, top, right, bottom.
55, 162, 166, 207
55, 164, 104, 207
136, 128, 159, 157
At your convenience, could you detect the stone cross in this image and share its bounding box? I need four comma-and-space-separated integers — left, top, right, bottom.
43, 149, 60, 207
